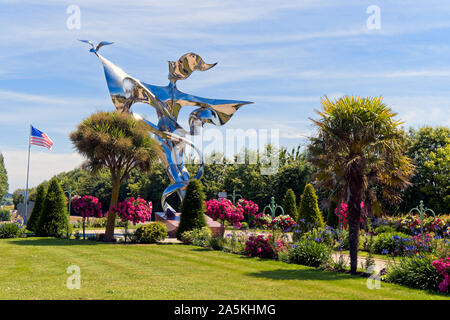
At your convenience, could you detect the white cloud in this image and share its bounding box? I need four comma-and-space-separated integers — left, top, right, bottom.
0, 89, 106, 106
2, 149, 84, 192
384, 95, 450, 128
291, 69, 450, 80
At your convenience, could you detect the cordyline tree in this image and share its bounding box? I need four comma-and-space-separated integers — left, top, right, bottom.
308, 96, 413, 273
70, 111, 161, 241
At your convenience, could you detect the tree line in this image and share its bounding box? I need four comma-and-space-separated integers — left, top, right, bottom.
13, 124, 449, 216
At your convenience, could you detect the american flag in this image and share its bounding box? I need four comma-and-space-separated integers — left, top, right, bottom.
30, 126, 53, 150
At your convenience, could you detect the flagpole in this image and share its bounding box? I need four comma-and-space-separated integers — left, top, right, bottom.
24, 124, 32, 225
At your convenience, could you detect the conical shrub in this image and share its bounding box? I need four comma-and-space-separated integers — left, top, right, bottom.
176, 179, 207, 239
326, 199, 339, 228
282, 188, 298, 220
27, 184, 46, 232
298, 183, 324, 230
37, 178, 69, 238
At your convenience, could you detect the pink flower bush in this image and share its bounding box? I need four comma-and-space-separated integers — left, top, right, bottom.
271, 215, 297, 231
432, 257, 450, 293
111, 197, 152, 225
335, 201, 366, 229
237, 199, 259, 217
244, 234, 286, 259
205, 198, 244, 228
72, 195, 103, 218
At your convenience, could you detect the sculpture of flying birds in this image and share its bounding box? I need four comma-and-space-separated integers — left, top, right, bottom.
79, 40, 252, 135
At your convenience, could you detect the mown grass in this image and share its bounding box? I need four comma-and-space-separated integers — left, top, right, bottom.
0, 237, 448, 300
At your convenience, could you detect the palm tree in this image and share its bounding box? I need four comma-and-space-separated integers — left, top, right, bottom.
309, 96, 413, 273
70, 111, 161, 241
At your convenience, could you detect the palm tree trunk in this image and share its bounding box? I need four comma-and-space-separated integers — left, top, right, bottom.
105, 178, 120, 242
348, 193, 362, 273
347, 161, 364, 274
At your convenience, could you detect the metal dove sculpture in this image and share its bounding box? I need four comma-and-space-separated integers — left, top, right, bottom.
80, 41, 252, 215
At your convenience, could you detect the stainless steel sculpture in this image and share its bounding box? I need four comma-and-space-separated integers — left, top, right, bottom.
81, 41, 252, 214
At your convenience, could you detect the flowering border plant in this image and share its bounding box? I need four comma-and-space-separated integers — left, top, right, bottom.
432, 257, 450, 293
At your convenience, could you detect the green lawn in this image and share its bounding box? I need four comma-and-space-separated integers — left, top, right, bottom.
0, 238, 448, 300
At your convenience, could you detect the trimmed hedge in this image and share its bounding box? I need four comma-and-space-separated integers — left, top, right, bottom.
27, 183, 46, 232
36, 178, 70, 238
133, 222, 167, 243
298, 184, 324, 229
176, 179, 207, 239
282, 188, 298, 220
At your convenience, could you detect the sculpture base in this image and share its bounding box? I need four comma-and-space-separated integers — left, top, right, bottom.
155, 212, 222, 238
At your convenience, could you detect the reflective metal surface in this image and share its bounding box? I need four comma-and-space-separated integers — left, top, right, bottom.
81, 41, 252, 213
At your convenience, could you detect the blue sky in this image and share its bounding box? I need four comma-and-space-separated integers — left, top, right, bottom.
1, 0, 450, 191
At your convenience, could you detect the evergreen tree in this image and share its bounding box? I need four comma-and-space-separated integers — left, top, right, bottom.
70, 111, 160, 241
37, 178, 69, 238
326, 200, 338, 228
298, 184, 324, 229
309, 96, 413, 273
176, 179, 207, 239
282, 188, 298, 220
27, 184, 46, 232
0, 154, 8, 201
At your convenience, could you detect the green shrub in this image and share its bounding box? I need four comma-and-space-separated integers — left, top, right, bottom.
282, 188, 298, 220
295, 226, 335, 246
373, 232, 410, 255
177, 179, 207, 239
240, 222, 249, 230
373, 225, 395, 235
0, 223, 22, 238
64, 223, 73, 239
298, 184, 324, 230
27, 183, 46, 232
326, 200, 338, 228
277, 249, 290, 263
0, 209, 10, 222
335, 227, 350, 250
209, 236, 225, 250
133, 222, 167, 243
36, 178, 69, 238
181, 227, 211, 247
385, 255, 442, 291
288, 239, 332, 267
